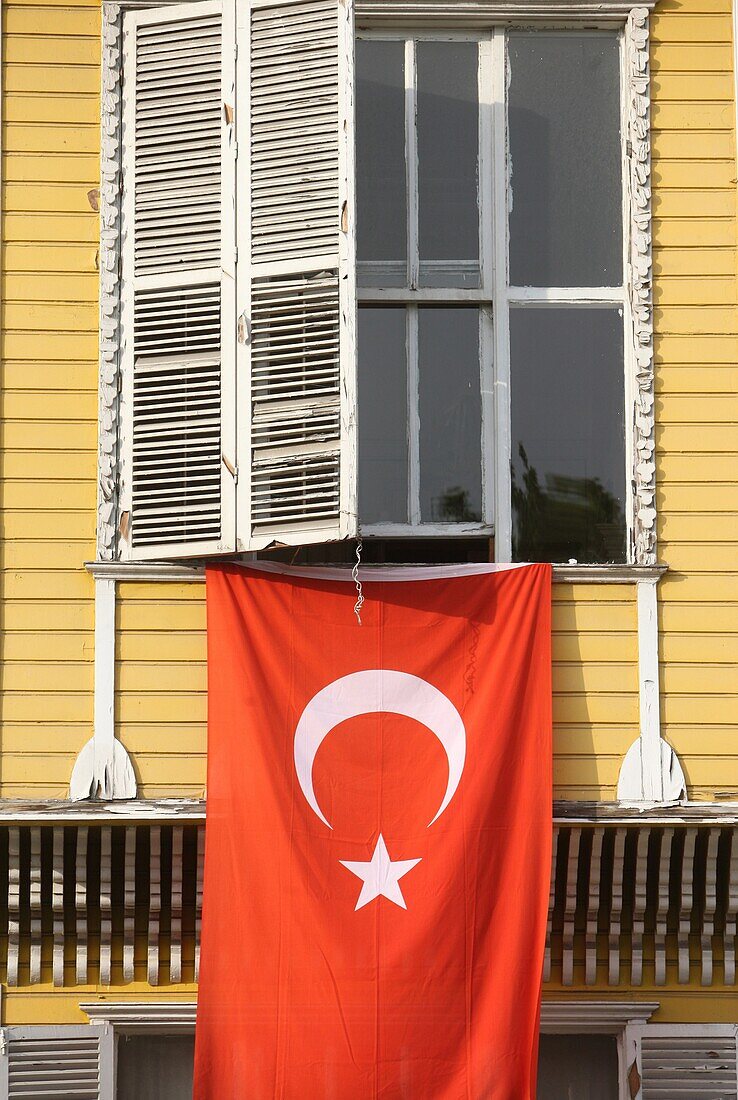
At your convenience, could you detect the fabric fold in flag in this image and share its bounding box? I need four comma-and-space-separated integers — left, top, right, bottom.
195, 561, 552, 1100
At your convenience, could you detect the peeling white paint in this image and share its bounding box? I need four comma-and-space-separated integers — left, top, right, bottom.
625, 7, 658, 567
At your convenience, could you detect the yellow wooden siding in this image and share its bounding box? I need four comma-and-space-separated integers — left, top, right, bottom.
552, 587, 638, 800
651, 0, 738, 801
0, 0, 735, 806
116, 585, 208, 798
0, 0, 100, 798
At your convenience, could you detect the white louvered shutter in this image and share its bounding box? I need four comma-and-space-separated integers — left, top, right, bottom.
236, 0, 358, 549
0, 1026, 113, 1099
120, 1, 236, 559
633, 1026, 738, 1099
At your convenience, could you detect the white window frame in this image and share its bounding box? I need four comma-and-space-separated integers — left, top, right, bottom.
82, 1004, 196, 1100
96, 2, 656, 567
356, 28, 630, 561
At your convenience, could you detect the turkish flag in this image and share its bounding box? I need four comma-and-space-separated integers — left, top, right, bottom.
195, 562, 552, 1100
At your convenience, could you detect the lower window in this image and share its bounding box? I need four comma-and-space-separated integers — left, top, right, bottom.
113, 1031, 620, 1100
537, 1034, 619, 1099
117, 1035, 195, 1100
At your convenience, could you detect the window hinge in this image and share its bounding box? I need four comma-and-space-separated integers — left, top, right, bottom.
233, 142, 239, 161
234, 246, 239, 265
222, 455, 238, 483
626, 139, 633, 157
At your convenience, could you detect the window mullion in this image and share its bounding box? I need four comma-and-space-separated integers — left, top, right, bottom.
479, 34, 495, 531
407, 303, 421, 525
405, 36, 421, 526
490, 27, 512, 561
405, 36, 419, 291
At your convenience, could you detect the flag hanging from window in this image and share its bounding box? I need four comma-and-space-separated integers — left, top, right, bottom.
195, 561, 552, 1100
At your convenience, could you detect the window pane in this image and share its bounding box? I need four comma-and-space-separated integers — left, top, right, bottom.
356, 40, 406, 284
419, 308, 482, 523
117, 1035, 194, 1100
417, 42, 479, 287
510, 308, 626, 563
358, 308, 408, 523
508, 33, 622, 287
537, 1035, 619, 1100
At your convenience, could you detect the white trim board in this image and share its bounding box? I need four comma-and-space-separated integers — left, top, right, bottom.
80, 999, 658, 1034
85, 561, 667, 584
540, 1001, 658, 1032
82, 1002, 197, 1032
103, 0, 658, 22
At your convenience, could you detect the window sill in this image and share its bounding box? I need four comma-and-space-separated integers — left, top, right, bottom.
85, 561, 667, 584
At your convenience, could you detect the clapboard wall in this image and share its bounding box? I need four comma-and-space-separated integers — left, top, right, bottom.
0, 0, 735, 803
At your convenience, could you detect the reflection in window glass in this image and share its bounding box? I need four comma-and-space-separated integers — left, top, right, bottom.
508, 33, 622, 287
417, 42, 479, 287
510, 308, 625, 563
419, 309, 482, 523
356, 40, 406, 283
117, 1035, 194, 1100
537, 1035, 619, 1100
358, 308, 408, 523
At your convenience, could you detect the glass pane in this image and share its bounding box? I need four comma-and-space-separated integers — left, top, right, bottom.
358, 307, 408, 523
417, 42, 479, 287
510, 307, 626, 563
508, 33, 622, 287
537, 1035, 619, 1100
117, 1035, 194, 1100
419, 308, 482, 523
356, 40, 407, 286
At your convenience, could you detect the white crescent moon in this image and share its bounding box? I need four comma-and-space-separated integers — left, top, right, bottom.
293, 669, 466, 829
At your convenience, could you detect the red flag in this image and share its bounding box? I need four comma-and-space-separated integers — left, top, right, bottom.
195, 562, 552, 1099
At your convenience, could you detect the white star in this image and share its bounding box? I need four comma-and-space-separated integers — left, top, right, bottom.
340, 835, 421, 911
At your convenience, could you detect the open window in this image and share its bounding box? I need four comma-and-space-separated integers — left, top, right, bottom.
113, 4, 637, 565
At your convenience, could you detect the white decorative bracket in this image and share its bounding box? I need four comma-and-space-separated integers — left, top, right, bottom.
626, 7, 657, 567
70, 578, 137, 801
618, 8, 685, 804
617, 577, 685, 803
